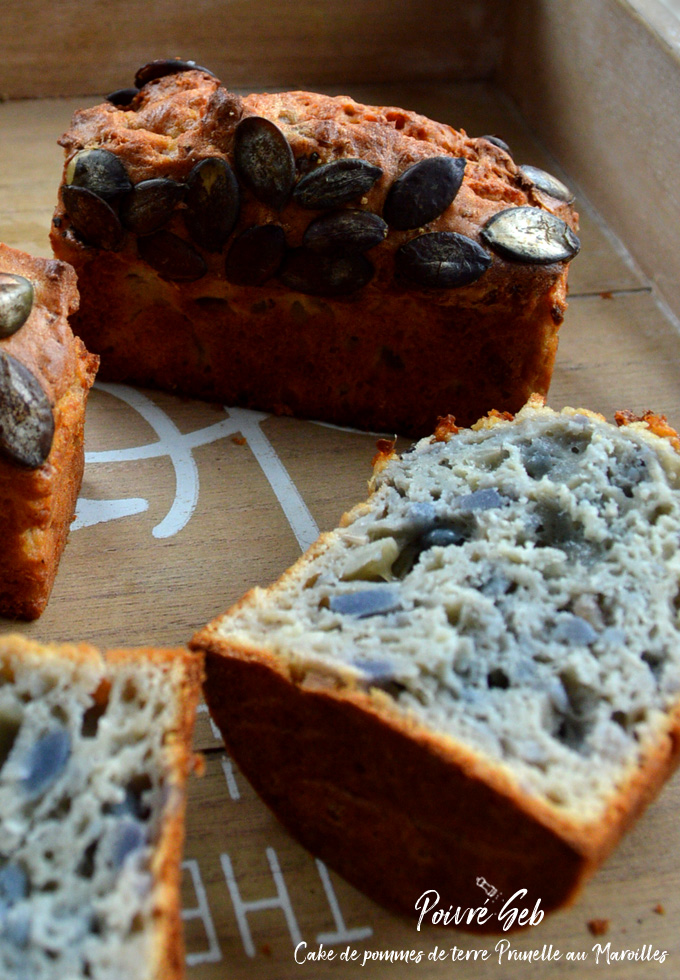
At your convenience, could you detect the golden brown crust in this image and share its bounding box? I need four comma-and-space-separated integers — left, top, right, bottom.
615, 409, 680, 451
371, 436, 398, 473
51, 72, 578, 435
106, 647, 204, 980
196, 604, 680, 929
432, 413, 460, 442
196, 635, 586, 924
0, 244, 98, 620
0, 243, 82, 403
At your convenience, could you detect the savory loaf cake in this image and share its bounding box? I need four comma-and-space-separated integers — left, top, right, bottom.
194, 396, 680, 924
0, 634, 203, 979
51, 59, 580, 435
0, 244, 98, 620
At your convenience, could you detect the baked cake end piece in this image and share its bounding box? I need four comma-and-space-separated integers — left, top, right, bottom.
0, 634, 203, 979
0, 243, 98, 620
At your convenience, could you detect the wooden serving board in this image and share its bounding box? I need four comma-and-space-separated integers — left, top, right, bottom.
1, 83, 680, 979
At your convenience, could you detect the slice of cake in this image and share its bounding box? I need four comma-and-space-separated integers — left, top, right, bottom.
0, 243, 98, 620
51, 59, 579, 436
0, 635, 203, 978
193, 396, 680, 924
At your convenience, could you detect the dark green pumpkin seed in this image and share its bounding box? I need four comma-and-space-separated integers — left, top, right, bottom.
106, 87, 139, 108
0, 350, 54, 469
0, 864, 28, 904
62, 186, 124, 251
519, 165, 575, 203
280, 248, 374, 296
234, 117, 296, 211
481, 207, 581, 264
395, 231, 491, 289
22, 728, 71, 796
0, 274, 34, 338
328, 588, 401, 618
482, 135, 511, 154
225, 225, 286, 286
303, 210, 388, 253
184, 158, 239, 252
383, 156, 466, 230
120, 178, 185, 235
296, 151, 321, 175
65, 148, 132, 201
134, 59, 217, 89
393, 517, 475, 578
293, 159, 383, 210
111, 819, 147, 869
138, 231, 207, 281
457, 488, 504, 511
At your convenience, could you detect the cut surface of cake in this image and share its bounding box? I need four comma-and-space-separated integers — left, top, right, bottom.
51, 60, 579, 435
0, 243, 98, 620
0, 635, 203, 978
194, 397, 680, 923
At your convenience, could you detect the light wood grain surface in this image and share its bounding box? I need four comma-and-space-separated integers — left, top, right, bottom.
0, 1, 507, 98
1, 80, 679, 978
503, 0, 680, 324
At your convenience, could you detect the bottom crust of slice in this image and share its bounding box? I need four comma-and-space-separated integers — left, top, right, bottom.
202, 642, 610, 930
